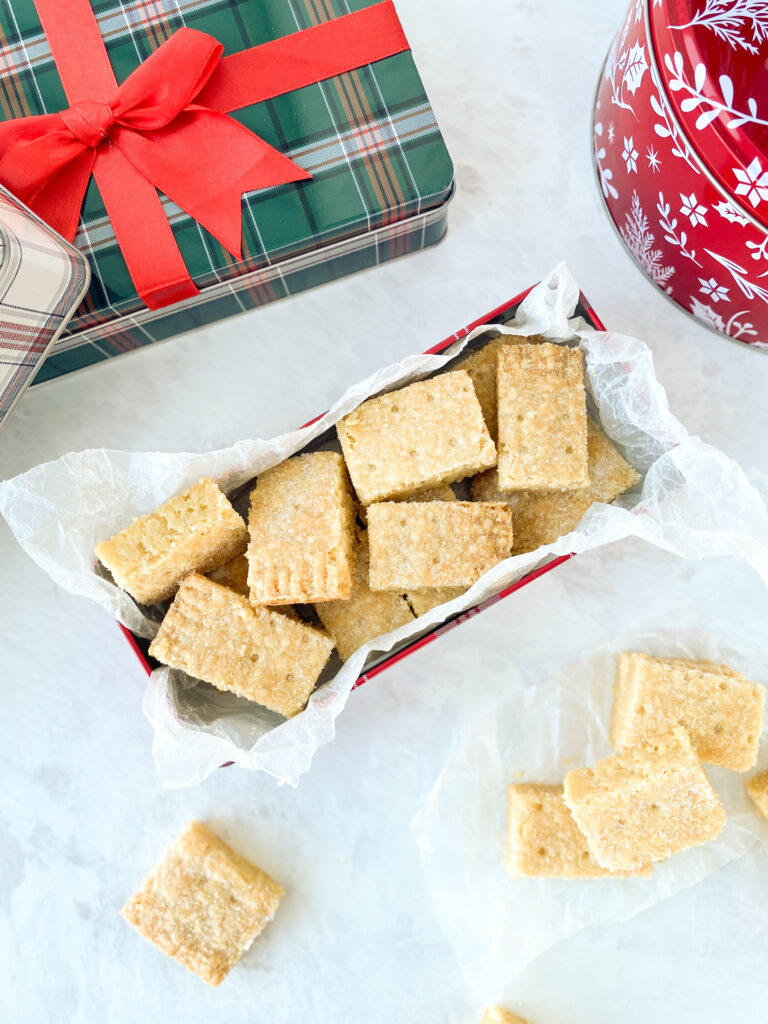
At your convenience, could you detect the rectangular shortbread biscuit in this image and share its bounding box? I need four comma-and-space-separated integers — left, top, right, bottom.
480, 1008, 532, 1024
612, 652, 764, 772
471, 420, 639, 554
95, 477, 247, 605
506, 783, 652, 879
497, 343, 589, 491
247, 451, 356, 605
563, 729, 726, 872
367, 501, 513, 590
405, 484, 466, 614
454, 333, 545, 441
314, 531, 414, 660
336, 371, 497, 505
746, 771, 768, 821
121, 821, 283, 987
149, 574, 333, 717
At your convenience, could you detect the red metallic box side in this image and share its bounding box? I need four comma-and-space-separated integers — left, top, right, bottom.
119, 283, 603, 684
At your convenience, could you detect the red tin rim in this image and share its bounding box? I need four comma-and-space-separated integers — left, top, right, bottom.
644, 0, 768, 234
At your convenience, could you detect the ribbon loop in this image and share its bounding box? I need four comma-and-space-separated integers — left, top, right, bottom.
60, 100, 114, 148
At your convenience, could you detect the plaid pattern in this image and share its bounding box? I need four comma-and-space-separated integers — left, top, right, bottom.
0, 0, 453, 382
0, 186, 89, 426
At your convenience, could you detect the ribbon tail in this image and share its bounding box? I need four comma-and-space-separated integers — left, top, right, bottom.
113, 112, 310, 258
26, 149, 97, 241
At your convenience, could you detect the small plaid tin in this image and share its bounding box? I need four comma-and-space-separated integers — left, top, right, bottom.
0, 0, 453, 385
0, 186, 89, 429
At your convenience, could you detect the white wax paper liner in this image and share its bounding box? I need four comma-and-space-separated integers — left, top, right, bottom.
2, 263, 768, 788
410, 617, 768, 998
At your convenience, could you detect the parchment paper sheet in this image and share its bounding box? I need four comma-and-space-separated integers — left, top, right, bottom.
2, 263, 767, 787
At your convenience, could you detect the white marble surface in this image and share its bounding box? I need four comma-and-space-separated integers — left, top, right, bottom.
2, 1, 768, 1020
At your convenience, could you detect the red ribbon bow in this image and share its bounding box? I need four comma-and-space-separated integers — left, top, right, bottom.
0, 0, 409, 309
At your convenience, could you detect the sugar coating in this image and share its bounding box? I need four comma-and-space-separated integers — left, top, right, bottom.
314, 531, 414, 660
336, 371, 497, 505
206, 556, 298, 620
612, 652, 764, 772
148, 574, 333, 717
367, 501, 513, 590
472, 420, 639, 553
121, 821, 283, 987
497, 343, 589, 492
247, 452, 356, 605
480, 1007, 531, 1024
506, 783, 652, 879
405, 483, 466, 613
95, 477, 247, 605
454, 333, 546, 440
563, 728, 726, 871
746, 771, 768, 821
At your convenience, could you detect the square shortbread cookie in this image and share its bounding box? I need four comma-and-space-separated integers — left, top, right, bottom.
496, 343, 589, 492
480, 1007, 532, 1024
247, 451, 356, 605
206, 556, 299, 620
563, 729, 726, 872
367, 501, 513, 590
149, 574, 333, 717
336, 371, 497, 505
314, 531, 414, 661
611, 652, 765, 772
471, 420, 639, 554
95, 477, 247, 605
404, 483, 466, 614
506, 783, 651, 879
121, 821, 283, 987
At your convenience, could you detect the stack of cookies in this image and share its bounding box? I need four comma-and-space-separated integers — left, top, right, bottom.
506, 653, 766, 878
95, 335, 639, 718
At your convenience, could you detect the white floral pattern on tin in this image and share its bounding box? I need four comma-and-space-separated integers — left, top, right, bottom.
669, 0, 768, 56
690, 295, 726, 330
594, 121, 619, 200
620, 191, 675, 288
699, 277, 730, 301
705, 248, 768, 303
680, 192, 708, 226
714, 199, 751, 226
733, 157, 768, 208
645, 145, 661, 172
649, 66, 701, 174
664, 51, 768, 131
622, 136, 639, 173
657, 192, 703, 265
623, 42, 649, 95
608, 121, 615, 142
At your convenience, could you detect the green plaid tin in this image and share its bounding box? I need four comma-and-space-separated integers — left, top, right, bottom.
0, 0, 453, 382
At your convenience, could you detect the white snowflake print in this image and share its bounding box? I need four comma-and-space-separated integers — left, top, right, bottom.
714, 199, 751, 225
622, 136, 639, 173
620, 191, 675, 288
698, 277, 730, 302
646, 145, 661, 172
608, 121, 615, 143
679, 192, 708, 226
689, 295, 726, 331
733, 157, 768, 208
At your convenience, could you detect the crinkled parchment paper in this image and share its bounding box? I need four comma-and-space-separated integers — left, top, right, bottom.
411, 623, 768, 997
2, 264, 768, 787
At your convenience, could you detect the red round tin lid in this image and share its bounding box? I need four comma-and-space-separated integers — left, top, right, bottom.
649, 0, 768, 229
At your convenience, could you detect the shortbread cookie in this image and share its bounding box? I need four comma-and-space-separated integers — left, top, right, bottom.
149, 574, 333, 717
480, 1007, 532, 1024
612, 652, 764, 772
563, 729, 726, 872
121, 821, 283, 987
472, 420, 639, 553
405, 484, 466, 613
506, 783, 651, 879
95, 477, 247, 605
336, 371, 496, 505
746, 771, 768, 821
247, 452, 356, 605
314, 531, 414, 661
206, 556, 298, 619
454, 333, 545, 440
367, 501, 512, 590
497, 343, 589, 491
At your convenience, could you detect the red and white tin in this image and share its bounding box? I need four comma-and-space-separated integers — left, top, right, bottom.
594, 0, 768, 347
